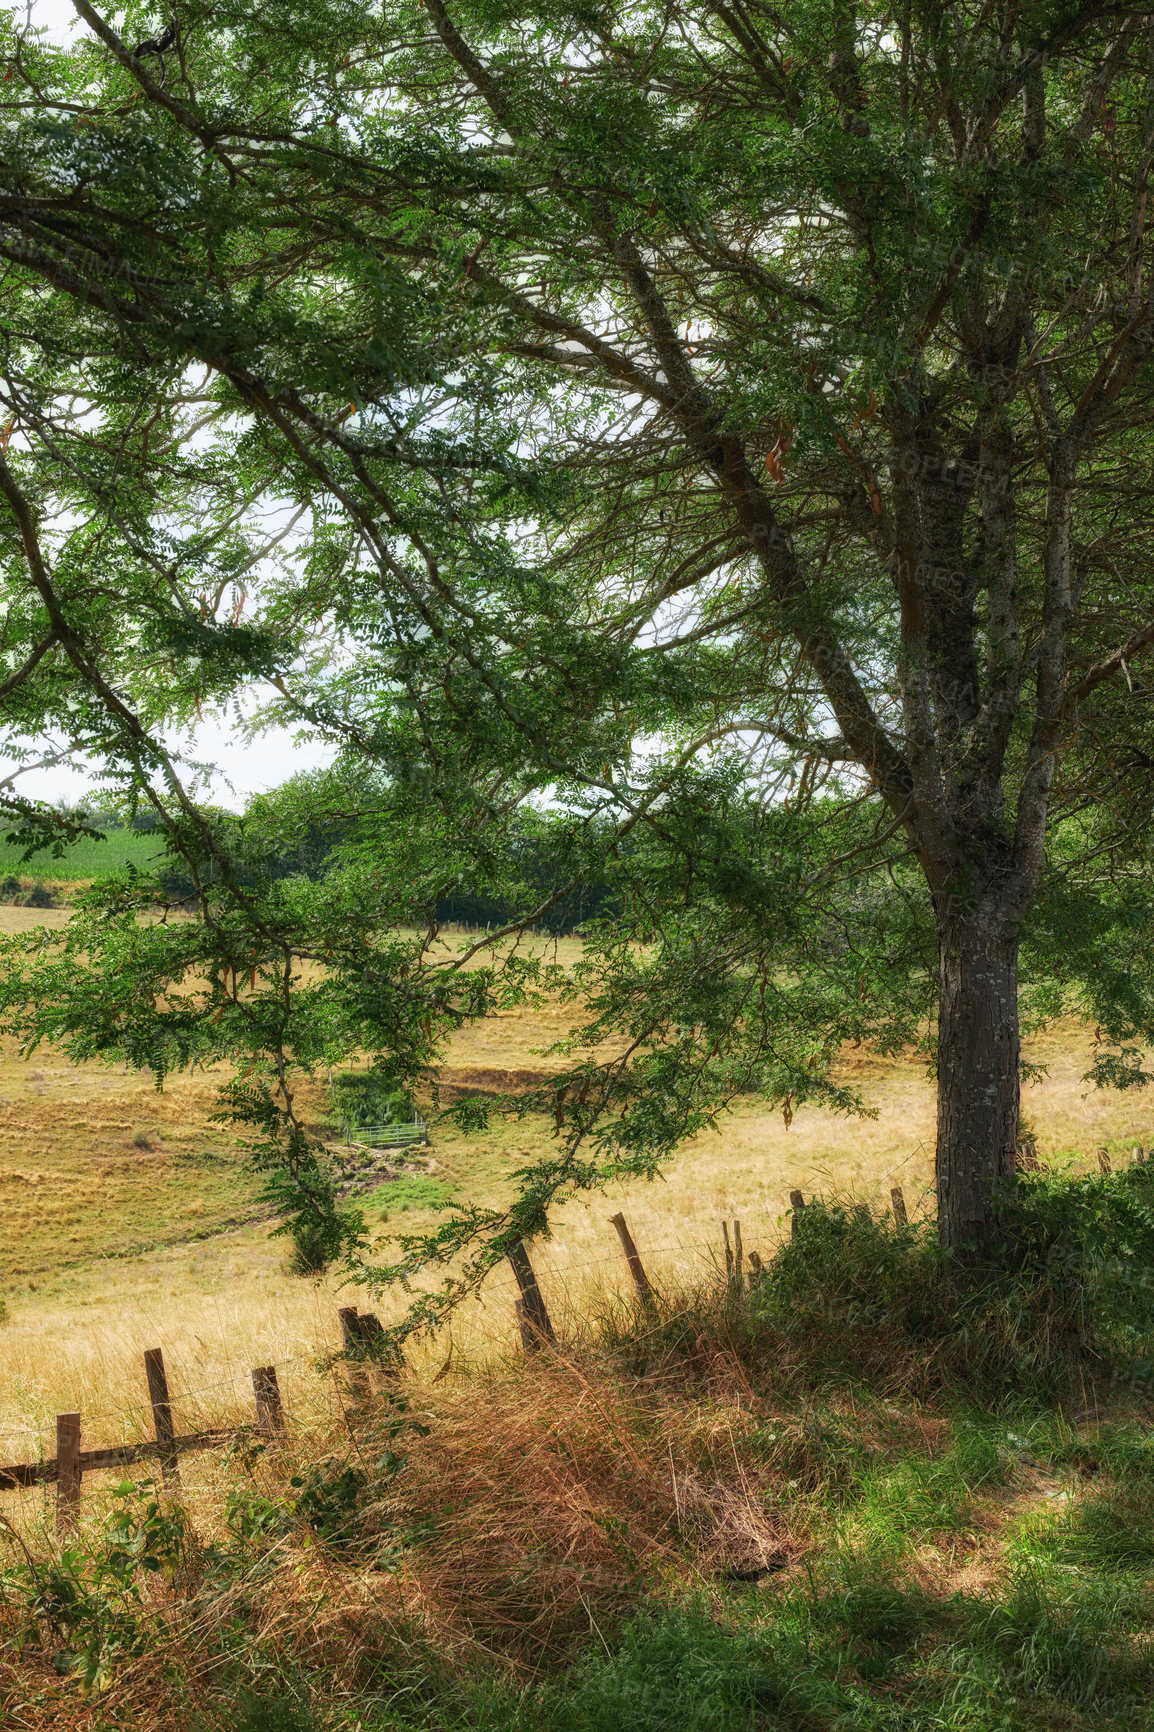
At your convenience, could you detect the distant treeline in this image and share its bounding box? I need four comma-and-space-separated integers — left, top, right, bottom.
432, 879, 615, 935
61, 809, 614, 936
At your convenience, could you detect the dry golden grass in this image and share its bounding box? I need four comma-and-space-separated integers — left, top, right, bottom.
0, 1317, 1105, 1730
0, 902, 1151, 1497
0, 906, 265, 1279
0, 1039, 263, 1279
372, 1351, 811, 1666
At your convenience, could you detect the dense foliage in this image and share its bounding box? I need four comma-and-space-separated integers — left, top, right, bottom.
0, 3, 1153, 1297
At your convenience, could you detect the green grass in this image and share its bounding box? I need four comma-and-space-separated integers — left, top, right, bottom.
362, 1175, 452, 1220
0, 827, 164, 883
509, 1544, 1154, 1732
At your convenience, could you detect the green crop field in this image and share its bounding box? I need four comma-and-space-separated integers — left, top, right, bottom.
0, 828, 165, 883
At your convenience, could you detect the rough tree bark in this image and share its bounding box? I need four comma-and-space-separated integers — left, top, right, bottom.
934, 906, 1022, 1249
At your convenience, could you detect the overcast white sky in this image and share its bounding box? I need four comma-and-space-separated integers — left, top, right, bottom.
21, 0, 80, 43
3, 4, 337, 810
8, 709, 336, 812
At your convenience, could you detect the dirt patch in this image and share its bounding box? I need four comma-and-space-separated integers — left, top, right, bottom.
435, 1065, 560, 1099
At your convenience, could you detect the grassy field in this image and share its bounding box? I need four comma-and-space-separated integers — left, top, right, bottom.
1, 906, 1153, 1727
0, 827, 164, 886
0, 902, 1150, 1464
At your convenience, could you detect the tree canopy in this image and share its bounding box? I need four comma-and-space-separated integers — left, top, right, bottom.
1, 1, 1154, 1311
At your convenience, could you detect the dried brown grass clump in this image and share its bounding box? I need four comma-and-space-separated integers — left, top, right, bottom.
394, 1353, 804, 1666
0, 1340, 814, 1725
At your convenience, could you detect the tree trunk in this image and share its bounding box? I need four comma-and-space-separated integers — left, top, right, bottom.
935, 909, 1020, 1251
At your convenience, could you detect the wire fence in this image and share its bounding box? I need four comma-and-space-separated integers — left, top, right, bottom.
0, 1178, 937, 1524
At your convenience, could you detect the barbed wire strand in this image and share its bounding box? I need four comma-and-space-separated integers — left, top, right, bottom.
0, 1202, 938, 1459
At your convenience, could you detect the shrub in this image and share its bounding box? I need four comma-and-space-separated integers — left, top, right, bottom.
288, 1214, 346, 1276
741, 1170, 1154, 1400
327, 1071, 413, 1130
0, 1479, 189, 1693
608, 1167, 1154, 1405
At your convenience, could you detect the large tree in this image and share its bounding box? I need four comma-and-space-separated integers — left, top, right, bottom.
1, 0, 1154, 1296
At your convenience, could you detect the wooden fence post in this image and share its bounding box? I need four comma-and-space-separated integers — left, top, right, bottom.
513, 1297, 536, 1353
143, 1349, 179, 1486
1019, 1136, 1039, 1172
355, 1311, 402, 1378
507, 1240, 555, 1349
609, 1212, 653, 1305
337, 1307, 375, 1397
789, 1190, 805, 1240
341, 1309, 399, 1367
56, 1413, 81, 1533
721, 1220, 734, 1278
252, 1366, 284, 1435
890, 1186, 908, 1227
733, 1219, 744, 1288
355, 1311, 385, 1352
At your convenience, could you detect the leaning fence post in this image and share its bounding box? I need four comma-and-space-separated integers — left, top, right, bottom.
354, 1310, 402, 1379
338, 1307, 361, 1353
337, 1306, 370, 1399
610, 1212, 653, 1305
890, 1186, 908, 1227
144, 1348, 179, 1486
252, 1366, 284, 1435
789, 1190, 805, 1241
507, 1240, 555, 1349
513, 1297, 536, 1353
56, 1413, 81, 1533
355, 1311, 385, 1351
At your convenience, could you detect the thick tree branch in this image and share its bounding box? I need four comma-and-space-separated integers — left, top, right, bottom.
1060, 615, 1154, 716
70, 2, 222, 149
422, 0, 517, 132
0, 631, 57, 700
